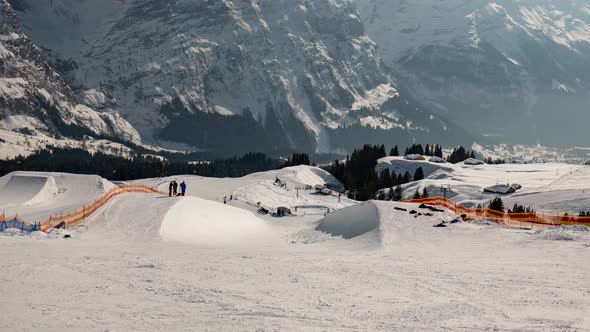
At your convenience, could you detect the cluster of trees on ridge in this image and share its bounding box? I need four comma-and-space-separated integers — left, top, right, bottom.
0, 147, 280, 180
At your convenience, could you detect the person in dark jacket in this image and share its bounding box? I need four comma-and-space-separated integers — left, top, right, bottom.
168, 181, 174, 197
180, 181, 187, 196
172, 181, 178, 196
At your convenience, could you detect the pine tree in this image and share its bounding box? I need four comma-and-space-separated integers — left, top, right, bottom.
421, 187, 429, 199
403, 171, 412, 184
435, 145, 443, 158
393, 185, 403, 201
413, 189, 421, 199
378, 168, 392, 189
488, 197, 505, 212
413, 167, 425, 181
387, 187, 394, 201
390, 145, 399, 157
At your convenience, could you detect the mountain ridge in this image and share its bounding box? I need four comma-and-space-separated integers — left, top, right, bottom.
4, 0, 470, 154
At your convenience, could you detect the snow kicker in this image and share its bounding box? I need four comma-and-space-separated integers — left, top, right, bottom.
406, 196, 590, 228
0, 184, 165, 233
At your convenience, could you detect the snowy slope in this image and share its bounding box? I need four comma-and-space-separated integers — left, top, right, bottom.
1, 183, 588, 330
377, 156, 590, 213
140, 165, 355, 215
9, 0, 468, 153
355, 0, 590, 146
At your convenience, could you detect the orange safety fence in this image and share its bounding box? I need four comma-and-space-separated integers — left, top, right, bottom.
1, 184, 165, 233
405, 196, 590, 229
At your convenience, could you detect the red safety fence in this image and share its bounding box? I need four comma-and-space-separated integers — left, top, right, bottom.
405, 196, 590, 228
0, 184, 165, 233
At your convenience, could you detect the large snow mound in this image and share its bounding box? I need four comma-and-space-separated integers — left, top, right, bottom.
315, 202, 380, 240
160, 197, 274, 247
315, 201, 458, 247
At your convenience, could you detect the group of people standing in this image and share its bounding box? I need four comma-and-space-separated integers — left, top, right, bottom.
168, 180, 187, 197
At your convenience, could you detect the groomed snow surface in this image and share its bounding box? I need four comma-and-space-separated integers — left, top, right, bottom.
0, 165, 589, 331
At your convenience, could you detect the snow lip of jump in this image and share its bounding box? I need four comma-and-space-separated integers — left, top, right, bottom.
159, 196, 274, 247
23, 175, 59, 206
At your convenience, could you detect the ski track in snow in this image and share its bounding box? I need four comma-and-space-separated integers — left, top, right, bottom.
0, 166, 589, 331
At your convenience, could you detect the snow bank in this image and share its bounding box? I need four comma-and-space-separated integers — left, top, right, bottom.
533, 225, 589, 241
377, 156, 454, 179
160, 197, 274, 246
463, 158, 485, 165
315, 202, 380, 240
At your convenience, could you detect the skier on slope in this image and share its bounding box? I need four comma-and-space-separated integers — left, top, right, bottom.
180, 181, 187, 196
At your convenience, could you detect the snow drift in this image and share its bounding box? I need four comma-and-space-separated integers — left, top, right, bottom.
160, 197, 274, 247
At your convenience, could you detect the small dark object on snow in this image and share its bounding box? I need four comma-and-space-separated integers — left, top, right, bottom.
276, 206, 292, 217
63, 234, 71, 239
433, 221, 447, 228
419, 204, 445, 212
409, 210, 418, 214
394, 207, 407, 211
258, 207, 270, 215
461, 214, 467, 219
54, 221, 66, 229
450, 218, 461, 224
424, 212, 434, 217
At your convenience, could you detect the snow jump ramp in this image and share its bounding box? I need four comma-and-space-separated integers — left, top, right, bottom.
0, 175, 56, 207
315, 201, 446, 247
315, 202, 380, 240
160, 197, 277, 247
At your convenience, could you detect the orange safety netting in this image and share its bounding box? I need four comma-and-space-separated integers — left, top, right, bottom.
0, 184, 164, 233
404, 196, 590, 228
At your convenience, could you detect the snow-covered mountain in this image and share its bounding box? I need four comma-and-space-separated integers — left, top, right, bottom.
0, 0, 140, 146
355, 0, 590, 146
6, 0, 469, 154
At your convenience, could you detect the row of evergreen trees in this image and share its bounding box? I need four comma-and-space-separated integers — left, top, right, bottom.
280, 153, 311, 168
392, 143, 478, 164
0, 147, 280, 180
446, 146, 476, 163
402, 144, 444, 158
487, 198, 536, 214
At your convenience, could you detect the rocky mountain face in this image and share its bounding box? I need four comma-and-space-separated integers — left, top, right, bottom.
7, 0, 469, 154
356, 0, 590, 146
0, 0, 140, 145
